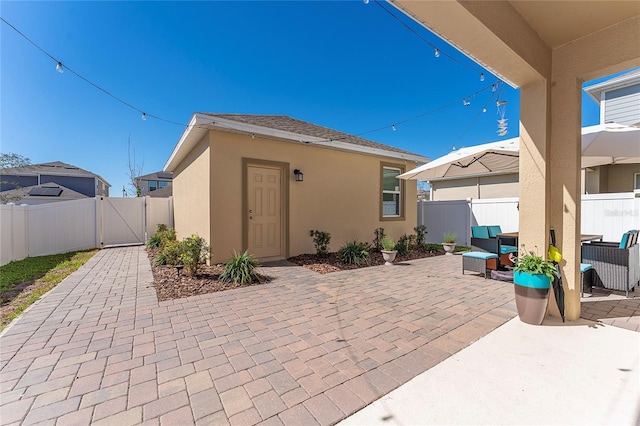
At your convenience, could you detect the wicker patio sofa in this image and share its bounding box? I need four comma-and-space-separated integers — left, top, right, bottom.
581, 230, 640, 297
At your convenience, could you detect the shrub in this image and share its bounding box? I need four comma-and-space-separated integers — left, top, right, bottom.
380, 237, 396, 251
311, 230, 331, 257
220, 251, 261, 285
338, 241, 370, 265
147, 224, 176, 250
395, 235, 411, 256
373, 228, 386, 251
180, 234, 209, 276
414, 225, 427, 246
155, 239, 182, 266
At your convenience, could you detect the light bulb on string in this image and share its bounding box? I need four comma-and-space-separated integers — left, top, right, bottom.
56, 62, 64, 73
434, 48, 440, 58
463, 99, 470, 107
141, 113, 147, 121
482, 107, 487, 113
392, 124, 396, 131
363, 0, 369, 4
480, 73, 485, 82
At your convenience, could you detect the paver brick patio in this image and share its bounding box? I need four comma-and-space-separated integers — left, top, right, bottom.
2, 245, 635, 425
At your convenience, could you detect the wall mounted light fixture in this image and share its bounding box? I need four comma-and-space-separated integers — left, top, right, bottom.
293, 169, 303, 182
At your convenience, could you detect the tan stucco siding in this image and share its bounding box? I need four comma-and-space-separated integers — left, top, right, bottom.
172, 135, 211, 247
431, 174, 519, 200
208, 130, 418, 263
600, 164, 640, 193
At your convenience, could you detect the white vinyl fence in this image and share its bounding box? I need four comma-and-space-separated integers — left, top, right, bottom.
418, 192, 639, 247
0, 196, 173, 266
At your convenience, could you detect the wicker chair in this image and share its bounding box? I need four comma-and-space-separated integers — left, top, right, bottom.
581, 232, 640, 297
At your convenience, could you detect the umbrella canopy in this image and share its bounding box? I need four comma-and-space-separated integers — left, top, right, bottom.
397, 138, 520, 181
399, 123, 639, 180
581, 123, 640, 168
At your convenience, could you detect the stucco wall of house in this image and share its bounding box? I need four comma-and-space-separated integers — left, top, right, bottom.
207, 130, 418, 263
431, 173, 519, 200
599, 164, 640, 193
172, 135, 211, 253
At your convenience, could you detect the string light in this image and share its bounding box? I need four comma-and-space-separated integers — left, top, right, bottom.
2, 16, 504, 145
482, 107, 487, 113
372, 0, 485, 81
363, 0, 370, 4
480, 73, 485, 82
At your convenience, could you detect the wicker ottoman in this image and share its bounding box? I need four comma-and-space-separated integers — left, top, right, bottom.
462, 252, 499, 278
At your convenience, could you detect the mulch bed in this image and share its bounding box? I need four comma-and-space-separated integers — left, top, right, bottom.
148, 246, 445, 301
285, 245, 445, 274
147, 248, 271, 302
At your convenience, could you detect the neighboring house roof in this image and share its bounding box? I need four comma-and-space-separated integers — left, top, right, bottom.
0, 183, 88, 203
138, 171, 173, 181
164, 113, 430, 171
584, 68, 640, 105
1, 161, 111, 187
147, 185, 173, 198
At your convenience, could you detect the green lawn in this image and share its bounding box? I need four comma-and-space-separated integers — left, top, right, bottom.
1, 250, 97, 330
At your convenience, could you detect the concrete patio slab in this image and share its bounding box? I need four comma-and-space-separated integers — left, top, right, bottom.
340, 316, 640, 425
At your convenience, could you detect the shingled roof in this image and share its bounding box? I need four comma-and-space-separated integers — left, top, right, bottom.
201, 113, 424, 157
165, 113, 429, 171
2, 161, 110, 186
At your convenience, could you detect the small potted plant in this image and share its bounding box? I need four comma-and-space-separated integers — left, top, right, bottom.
512, 246, 558, 325
442, 232, 457, 255
380, 236, 397, 265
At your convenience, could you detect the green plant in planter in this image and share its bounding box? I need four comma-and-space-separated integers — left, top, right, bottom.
443, 232, 457, 244
513, 246, 557, 280
380, 237, 396, 251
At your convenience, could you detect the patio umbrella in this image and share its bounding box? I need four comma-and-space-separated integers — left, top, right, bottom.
397, 138, 520, 181
399, 124, 639, 181
581, 123, 640, 168
548, 229, 565, 322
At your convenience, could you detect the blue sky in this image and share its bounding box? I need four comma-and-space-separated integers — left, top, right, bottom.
1, 1, 607, 196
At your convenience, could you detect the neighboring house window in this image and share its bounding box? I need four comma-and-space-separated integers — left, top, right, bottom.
635, 173, 640, 190
381, 164, 404, 219
149, 181, 158, 191
159, 181, 168, 188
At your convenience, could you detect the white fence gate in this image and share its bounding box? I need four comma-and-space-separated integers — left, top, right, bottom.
100, 197, 146, 247
0, 196, 173, 266
418, 193, 639, 247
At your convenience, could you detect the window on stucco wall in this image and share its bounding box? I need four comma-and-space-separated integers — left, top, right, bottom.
381, 165, 404, 220
634, 173, 640, 190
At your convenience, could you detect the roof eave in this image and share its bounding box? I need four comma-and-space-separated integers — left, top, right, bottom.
583, 70, 640, 105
